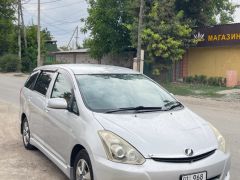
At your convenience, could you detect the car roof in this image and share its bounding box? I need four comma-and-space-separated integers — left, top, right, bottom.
34, 64, 140, 75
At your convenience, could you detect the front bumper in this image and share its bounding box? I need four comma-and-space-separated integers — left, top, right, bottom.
93, 150, 230, 180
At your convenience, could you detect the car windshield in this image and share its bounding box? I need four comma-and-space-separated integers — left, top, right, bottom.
76, 74, 177, 112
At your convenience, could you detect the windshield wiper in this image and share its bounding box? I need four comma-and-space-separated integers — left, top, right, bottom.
105, 106, 163, 113
164, 101, 183, 111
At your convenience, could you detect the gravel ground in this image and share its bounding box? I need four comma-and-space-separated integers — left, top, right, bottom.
0, 101, 68, 180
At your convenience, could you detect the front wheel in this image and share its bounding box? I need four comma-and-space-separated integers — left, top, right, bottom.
73, 149, 94, 180
22, 118, 35, 150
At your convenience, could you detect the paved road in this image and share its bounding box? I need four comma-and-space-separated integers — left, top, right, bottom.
0, 73, 27, 105
0, 73, 239, 179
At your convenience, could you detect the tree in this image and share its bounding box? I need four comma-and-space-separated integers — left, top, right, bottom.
141, 0, 193, 61
84, 0, 237, 62
21, 25, 53, 72
82, 0, 133, 59
0, 0, 16, 55
175, 0, 238, 26
136, 0, 237, 62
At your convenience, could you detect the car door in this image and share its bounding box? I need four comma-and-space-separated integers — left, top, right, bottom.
22, 70, 40, 119
43, 69, 79, 164
30, 70, 55, 144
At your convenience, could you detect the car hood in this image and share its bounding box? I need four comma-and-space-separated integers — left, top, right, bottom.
93, 108, 218, 158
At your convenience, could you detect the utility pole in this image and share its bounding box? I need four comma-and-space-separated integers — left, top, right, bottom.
37, 0, 41, 66
18, 0, 22, 70
20, 2, 27, 49
136, 0, 144, 72
75, 26, 79, 49
67, 26, 78, 49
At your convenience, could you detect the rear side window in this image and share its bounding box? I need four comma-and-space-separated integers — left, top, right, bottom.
25, 72, 39, 89
34, 71, 54, 96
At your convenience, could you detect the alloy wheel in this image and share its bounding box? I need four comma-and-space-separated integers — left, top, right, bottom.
23, 121, 30, 145
76, 159, 91, 180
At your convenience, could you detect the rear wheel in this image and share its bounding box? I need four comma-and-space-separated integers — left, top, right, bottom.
73, 149, 93, 180
22, 118, 35, 150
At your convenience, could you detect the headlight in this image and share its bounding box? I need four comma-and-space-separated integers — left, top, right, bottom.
98, 130, 145, 165
209, 124, 226, 153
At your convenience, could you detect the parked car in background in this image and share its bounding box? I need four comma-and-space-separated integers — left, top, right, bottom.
20, 64, 230, 180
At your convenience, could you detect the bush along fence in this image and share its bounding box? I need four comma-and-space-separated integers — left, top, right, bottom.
0, 54, 20, 72
183, 75, 226, 87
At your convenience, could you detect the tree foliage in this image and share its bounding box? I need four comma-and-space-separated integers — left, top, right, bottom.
175, 0, 238, 26
21, 26, 53, 72
0, 0, 16, 55
82, 0, 133, 59
141, 0, 193, 61
0, 1, 54, 72
0, 54, 20, 72
83, 0, 237, 62
0, 23, 53, 72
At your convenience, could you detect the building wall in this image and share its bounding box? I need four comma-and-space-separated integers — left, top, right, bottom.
100, 53, 134, 68
187, 46, 240, 82
56, 53, 75, 64
76, 53, 99, 64
56, 52, 134, 68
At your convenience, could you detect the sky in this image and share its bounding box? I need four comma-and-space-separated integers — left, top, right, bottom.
22, 0, 240, 48
22, 0, 89, 48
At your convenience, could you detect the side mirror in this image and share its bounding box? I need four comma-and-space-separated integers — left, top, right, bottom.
47, 98, 67, 109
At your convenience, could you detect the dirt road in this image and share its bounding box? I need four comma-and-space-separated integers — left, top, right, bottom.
0, 101, 68, 180
0, 73, 239, 179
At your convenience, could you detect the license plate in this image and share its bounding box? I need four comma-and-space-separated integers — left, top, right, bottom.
181, 171, 207, 180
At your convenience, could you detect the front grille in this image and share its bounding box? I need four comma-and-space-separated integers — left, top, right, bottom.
152, 150, 216, 163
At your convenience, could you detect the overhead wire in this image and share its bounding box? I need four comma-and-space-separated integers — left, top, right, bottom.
23, 8, 73, 33
42, 1, 82, 11
41, 10, 86, 22
41, 11, 85, 25
22, 0, 64, 5
24, 1, 83, 11
22, 0, 87, 45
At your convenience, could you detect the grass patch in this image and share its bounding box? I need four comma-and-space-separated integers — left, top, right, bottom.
162, 82, 234, 98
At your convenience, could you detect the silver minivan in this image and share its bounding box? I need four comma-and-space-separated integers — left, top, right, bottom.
20, 64, 230, 180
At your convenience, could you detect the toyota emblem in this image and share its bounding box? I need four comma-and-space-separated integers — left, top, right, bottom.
185, 148, 194, 157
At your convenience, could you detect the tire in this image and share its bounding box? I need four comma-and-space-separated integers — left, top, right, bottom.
73, 149, 94, 180
22, 118, 35, 150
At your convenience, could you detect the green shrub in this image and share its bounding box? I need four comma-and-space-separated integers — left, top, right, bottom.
223, 78, 227, 86
199, 75, 207, 84
184, 76, 194, 83
217, 77, 225, 86
21, 57, 35, 72
0, 54, 20, 72
207, 77, 215, 86
184, 75, 226, 87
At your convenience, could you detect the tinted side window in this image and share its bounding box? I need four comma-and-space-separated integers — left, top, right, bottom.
51, 73, 72, 105
34, 71, 54, 95
25, 72, 39, 89
70, 98, 79, 115
51, 73, 79, 115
